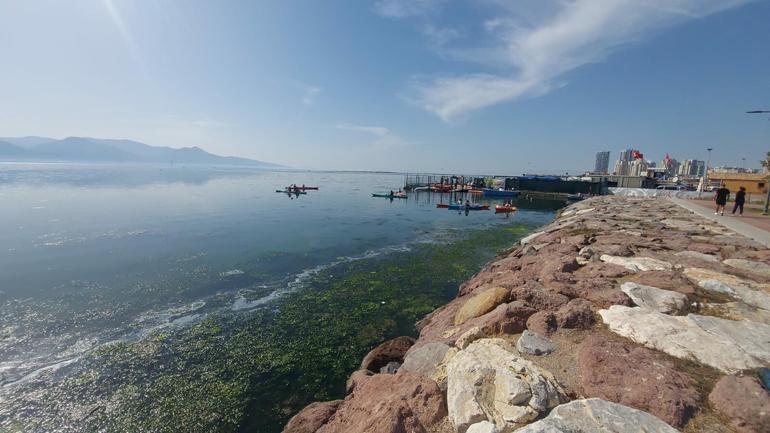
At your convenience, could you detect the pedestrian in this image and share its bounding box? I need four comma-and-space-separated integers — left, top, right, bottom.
732, 186, 746, 216
714, 182, 730, 216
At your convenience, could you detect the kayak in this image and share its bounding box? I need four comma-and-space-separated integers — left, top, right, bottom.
436, 203, 449, 208
483, 188, 520, 198
495, 205, 518, 213
287, 186, 319, 190
276, 189, 307, 194
372, 193, 407, 199
447, 203, 489, 211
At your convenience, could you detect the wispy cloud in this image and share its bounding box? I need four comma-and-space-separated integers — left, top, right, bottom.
385, 0, 755, 121
335, 123, 412, 150
302, 85, 321, 105
373, 0, 445, 18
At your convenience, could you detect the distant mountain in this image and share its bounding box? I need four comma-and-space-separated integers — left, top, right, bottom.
0, 136, 281, 167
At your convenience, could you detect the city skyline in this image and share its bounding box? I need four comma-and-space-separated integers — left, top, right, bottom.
1, 1, 769, 173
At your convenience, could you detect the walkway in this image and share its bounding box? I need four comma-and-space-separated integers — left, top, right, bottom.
670, 197, 770, 247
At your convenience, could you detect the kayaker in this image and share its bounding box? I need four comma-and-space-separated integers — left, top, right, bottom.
465, 200, 470, 209
390, 190, 394, 196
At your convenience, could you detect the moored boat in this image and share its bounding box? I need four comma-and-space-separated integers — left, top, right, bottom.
495, 205, 517, 213
436, 203, 449, 208
483, 188, 520, 198
447, 203, 489, 210
372, 193, 407, 199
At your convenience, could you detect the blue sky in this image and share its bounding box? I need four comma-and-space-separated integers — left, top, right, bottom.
0, 0, 768, 173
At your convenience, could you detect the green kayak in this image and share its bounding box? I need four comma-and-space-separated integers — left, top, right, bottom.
372, 193, 407, 199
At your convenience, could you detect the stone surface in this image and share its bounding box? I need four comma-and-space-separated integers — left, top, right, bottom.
684, 268, 770, 310
401, 341, 457, 390
599, 305, 770, 373
724, 258, 770, 279
620, 282, 688, 314
578, 335, 699, 427
526, 311, 557, 336
708, 375, 770, 433
520, 231, 545, 245
379, 361, 400, 374
456, 326, 486, 350
514, 398, 680, 433
675, 250, 719, 263
446, 338, 567, 433
360, 336, 415, 372
317, 371, 446, 433
555, 298, 595, 329
283, 400, 343, 433
455, 287, 510, 325
515, 330, 555, 355
466, 421, 499, 433
345, 369, 373, 394
600, 255, 673, 272
702, 302, 770, 324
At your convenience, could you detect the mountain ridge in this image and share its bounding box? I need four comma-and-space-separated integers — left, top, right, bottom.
0, 136, 281, 167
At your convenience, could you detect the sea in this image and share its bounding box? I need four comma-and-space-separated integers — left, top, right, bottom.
0, 163, 562, 432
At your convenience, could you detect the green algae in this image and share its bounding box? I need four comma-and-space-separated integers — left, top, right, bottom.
37, 220, 548, 433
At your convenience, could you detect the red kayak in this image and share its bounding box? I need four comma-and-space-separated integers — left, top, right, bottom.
436, 203, 449, 208
495, 205, 518, 213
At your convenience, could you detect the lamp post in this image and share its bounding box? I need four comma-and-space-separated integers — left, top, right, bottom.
746, 110, 770, 214
702, 147, 713, 192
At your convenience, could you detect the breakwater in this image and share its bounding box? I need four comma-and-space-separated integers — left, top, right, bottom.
283, 196, 770, 433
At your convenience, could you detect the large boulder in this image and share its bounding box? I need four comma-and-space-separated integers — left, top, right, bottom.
724, 258, 770, 279
578, 335, 699, 427
360, 336, 415, 372
283, 400, 343, 433
455, 287, 511, 325
599, 306, 770, 373
555, 298, 595, 329
620, 282, 688, 314
446, 338, 567, 433
600, 255, 673, 272
400, 341, 455, 389
708, 375, 770, 433
514, 398, 680, 433
510, 286, 569, 310
317, 371, 446, 433
684, 267, 770, 311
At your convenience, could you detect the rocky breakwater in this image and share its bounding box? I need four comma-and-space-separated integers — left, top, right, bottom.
283, 196, 770, 433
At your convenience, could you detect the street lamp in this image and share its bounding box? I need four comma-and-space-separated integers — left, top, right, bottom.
701, 147, 713, 192
746, 110, 770, 214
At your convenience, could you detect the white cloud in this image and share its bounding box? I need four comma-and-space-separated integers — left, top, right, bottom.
390, 0, 756, 121
373, 0, 445, 18
335, 123, 390, 136
302, 85, 321, 105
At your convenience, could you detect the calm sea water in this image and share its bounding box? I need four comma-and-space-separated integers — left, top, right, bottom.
0, 164, 561, 432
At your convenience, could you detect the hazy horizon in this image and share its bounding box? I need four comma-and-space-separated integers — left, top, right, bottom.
1, 0, 768, 173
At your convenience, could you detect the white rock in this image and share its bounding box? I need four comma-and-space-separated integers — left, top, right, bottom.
575, 207, 595, 215
724, 258, 770, 279
600, 255, 673, 272
599, 305, 770, 373
467, 421, 499, 433
620, 282, 687, 314
456, 326, 486, 350
514, 398, 680, 433
447, 338, 567, 433
520, 231, 545, 246
683, 268, 770, 311
675, 251, 719, 263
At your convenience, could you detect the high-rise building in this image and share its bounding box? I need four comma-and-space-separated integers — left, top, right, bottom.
629, 159, 649, 177
614, 147, 640, 175
594, 151, 610, 174
660, 154, 680, 178
679, 159, 706, 177
614, 159, 629, 176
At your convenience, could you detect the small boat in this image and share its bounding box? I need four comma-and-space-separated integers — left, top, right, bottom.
288, 185, 319, 190
495, 205, 518, 213
566, 193, 585, 201
276, 189, 307, 194
447, 203, 489, 211
483, 188, 520, 198
436, 203, 449, 208
372, 193, 407, 199
469, 189, 484, 194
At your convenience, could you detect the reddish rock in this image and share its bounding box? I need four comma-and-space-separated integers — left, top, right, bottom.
464, 301, 536, 336
346, 369, 374, 394
283, 400, 343, 433
526, 310, 557, 335
317, 371, 447, 433
687, 242, 722, 254
574, 261, 630, 279
573, 279, 632, 308
555, 298, 595, 329
578, 335, 699, 428
709, 375, 770, 433
360, 336, 416, 372
511, 286, 570, 310
626, 271, 697, 295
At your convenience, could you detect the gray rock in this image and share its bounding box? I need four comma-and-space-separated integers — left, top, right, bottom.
521, 231, 545, 245
599, 305, 770, 373
379, 361, 400, 374
401, 341, 455, 390
683, 267, 770, 311
514, 398, 681, 433
516, 330, 555, 356
467, 421, 500, 433
600, 255, 673, 272
620, 282, 687, 314
447, 338, 567, 433
724, 258, 770, 278
675, 250, 719, 263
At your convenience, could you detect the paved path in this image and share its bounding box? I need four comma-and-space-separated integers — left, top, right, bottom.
670, 197, 770, 247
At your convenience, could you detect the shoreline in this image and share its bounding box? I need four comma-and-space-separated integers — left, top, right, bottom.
284, 195, 770, 433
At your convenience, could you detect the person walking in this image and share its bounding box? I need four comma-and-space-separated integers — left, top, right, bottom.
732, 186, 746, 216
714, 182, 730, 216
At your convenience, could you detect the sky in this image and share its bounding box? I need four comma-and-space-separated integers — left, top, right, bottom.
0, 0, 768, 173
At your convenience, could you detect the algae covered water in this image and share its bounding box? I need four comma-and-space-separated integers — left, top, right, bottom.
0, 164, 561, 432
